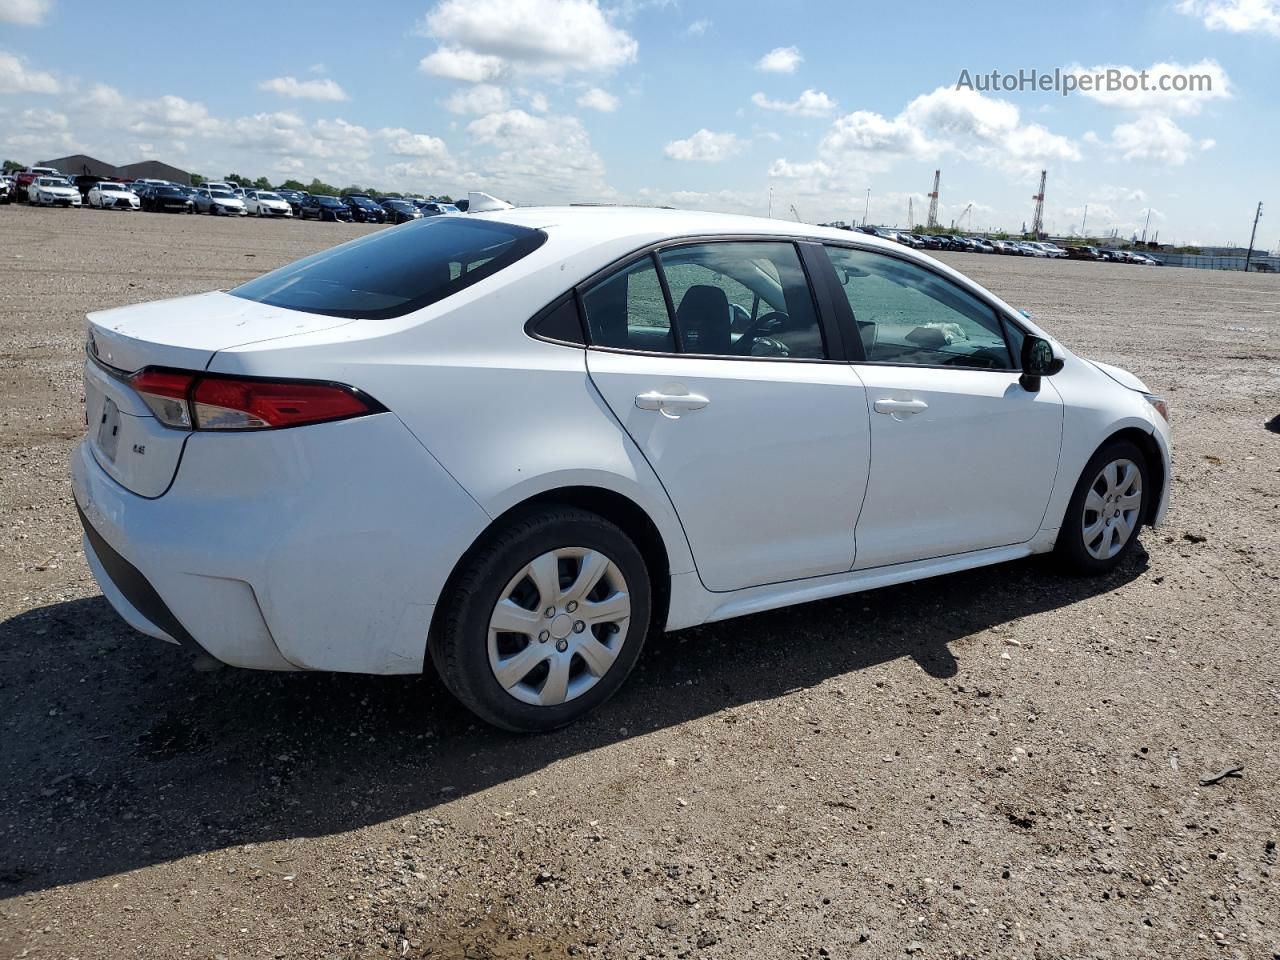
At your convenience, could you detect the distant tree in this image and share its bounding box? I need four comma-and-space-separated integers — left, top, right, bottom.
437, 194, 453, 203
340, 184, 376, 196
279, 179, 307, 191
189, 173, 206, 186
225, 173, 252, 187
305, 178, 339, 196
3, 159, 25, 174
252, 176, 272, 190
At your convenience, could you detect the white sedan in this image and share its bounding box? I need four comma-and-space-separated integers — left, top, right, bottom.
73, 205, 1171, 731
30, 176, 82, 207
243, 190, 293, 218
87, 182, 141, 210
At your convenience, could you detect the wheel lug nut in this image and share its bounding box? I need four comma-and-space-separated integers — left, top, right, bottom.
538, 630, 549, 643
555, 639, 569, 652
573, 620, 586, 633
566, 601, 578, 613
544, 606, 556, 618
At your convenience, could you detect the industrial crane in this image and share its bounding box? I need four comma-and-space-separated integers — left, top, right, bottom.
926, 170, 940, 229
950, 203, 973, 231
789, 204, 802, 223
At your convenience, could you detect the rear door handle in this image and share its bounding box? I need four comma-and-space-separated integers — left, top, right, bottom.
873, 398, 929, 416
635, 391, 710, 418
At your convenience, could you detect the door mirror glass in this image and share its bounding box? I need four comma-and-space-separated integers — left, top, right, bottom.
1021, 335, 1063, 377
1019, 335, 1064, 391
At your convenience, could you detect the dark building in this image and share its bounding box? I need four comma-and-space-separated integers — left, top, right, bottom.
116, 160, 192, 186
39, 154, 122, 178
37, 154, 193, 185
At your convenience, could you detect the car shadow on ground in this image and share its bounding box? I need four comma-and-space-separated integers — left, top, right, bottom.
0, 549, 1146, 896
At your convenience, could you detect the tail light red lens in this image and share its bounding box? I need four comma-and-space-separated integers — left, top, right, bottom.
125, 368, 383, 431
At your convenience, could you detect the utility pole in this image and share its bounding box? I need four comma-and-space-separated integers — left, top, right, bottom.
863, 188, 870, 226
908, 197, 913, 229
1244, 201, 1263, 272
767, 184, 773, 219
1141, 208, 1152, 245
1081, 203, 1088, 237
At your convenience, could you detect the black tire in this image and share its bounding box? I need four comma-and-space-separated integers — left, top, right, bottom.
1055, 439, 1149, 575
429, 507, 651, 733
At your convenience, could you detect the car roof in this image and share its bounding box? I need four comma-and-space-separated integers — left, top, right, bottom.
468, 205, 917, 256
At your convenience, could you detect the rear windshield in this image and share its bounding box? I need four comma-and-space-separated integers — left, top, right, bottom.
229, 217, 547, 320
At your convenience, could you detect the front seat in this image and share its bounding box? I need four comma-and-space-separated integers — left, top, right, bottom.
675, 285, 731, 355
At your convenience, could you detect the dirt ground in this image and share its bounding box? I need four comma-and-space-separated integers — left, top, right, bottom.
1, 204, 1277, 960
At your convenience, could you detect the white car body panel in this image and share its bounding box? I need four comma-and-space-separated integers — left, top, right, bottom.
587, 351, 870, 591
849, 365, 1063, 569
71, 206, 1171, 676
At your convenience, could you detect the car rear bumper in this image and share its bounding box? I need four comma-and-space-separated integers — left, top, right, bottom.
71, 412, 491, 675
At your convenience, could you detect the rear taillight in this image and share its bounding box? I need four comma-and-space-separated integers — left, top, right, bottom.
126, 368, 383, 431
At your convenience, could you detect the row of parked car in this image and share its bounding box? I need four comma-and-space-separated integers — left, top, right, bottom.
833, 224, 1163, 265
0, 167, 464, 224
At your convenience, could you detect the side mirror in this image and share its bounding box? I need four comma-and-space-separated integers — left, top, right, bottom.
1019, 335, 1064, 392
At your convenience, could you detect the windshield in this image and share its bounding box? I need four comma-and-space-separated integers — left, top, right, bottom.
100, 183, 125, 191
231, 217, 547, 320
36, 178, 64, 186
210, 190, 234, 199
256, 192, 281, 201
317, 196, 342, 205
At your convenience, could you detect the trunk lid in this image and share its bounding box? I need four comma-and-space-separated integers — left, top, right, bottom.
84, 291, 352, 497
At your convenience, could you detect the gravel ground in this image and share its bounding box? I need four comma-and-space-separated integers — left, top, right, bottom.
1, 205, 1278, 960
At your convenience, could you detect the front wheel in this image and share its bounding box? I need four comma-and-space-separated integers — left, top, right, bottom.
1055, 440, 1149, 574
430, 507, 651, 732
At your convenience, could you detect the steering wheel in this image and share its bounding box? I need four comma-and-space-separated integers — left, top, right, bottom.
733, 310, 790, 356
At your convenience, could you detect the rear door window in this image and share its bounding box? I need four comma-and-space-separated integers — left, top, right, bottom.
230, 218, 546, 319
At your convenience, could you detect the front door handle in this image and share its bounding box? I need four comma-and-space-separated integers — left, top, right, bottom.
635, 390, 710, 418
873, 398, 929, 416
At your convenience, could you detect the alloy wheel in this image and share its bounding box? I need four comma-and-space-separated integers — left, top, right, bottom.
1082, 458, 1142, 560
487, 547, 631, 707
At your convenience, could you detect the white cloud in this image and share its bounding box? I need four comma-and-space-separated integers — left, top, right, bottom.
0, 0, 52, 25
685, 18, 711, 36
527, 91, 549, 112
378, 126, 450, 161
465, 108, 610, 200
577, 87, 619, 112
0, 103, 77, 155
0, 50, 60, 93
420, 0, 638, 81
751, 89, 836, 117
1066, 59, 1230, 115
1108, 114, 1213, 166
444, 83, 510, 114
663, 128, 746, 162
757, 46, 802, 74
222, 113, 375, 167
771, 85, 1081, 197
1178, 0, 1280, 36
259, 76, 350, 102
419, 46, 505, 83
16, 106, 66, 130
900, 86, 1080, 173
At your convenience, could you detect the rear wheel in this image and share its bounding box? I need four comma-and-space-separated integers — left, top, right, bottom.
430, 508, 651, 732
1055, 440, 1148, 574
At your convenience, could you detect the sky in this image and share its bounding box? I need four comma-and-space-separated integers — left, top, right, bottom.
1, 0, 1276, 246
